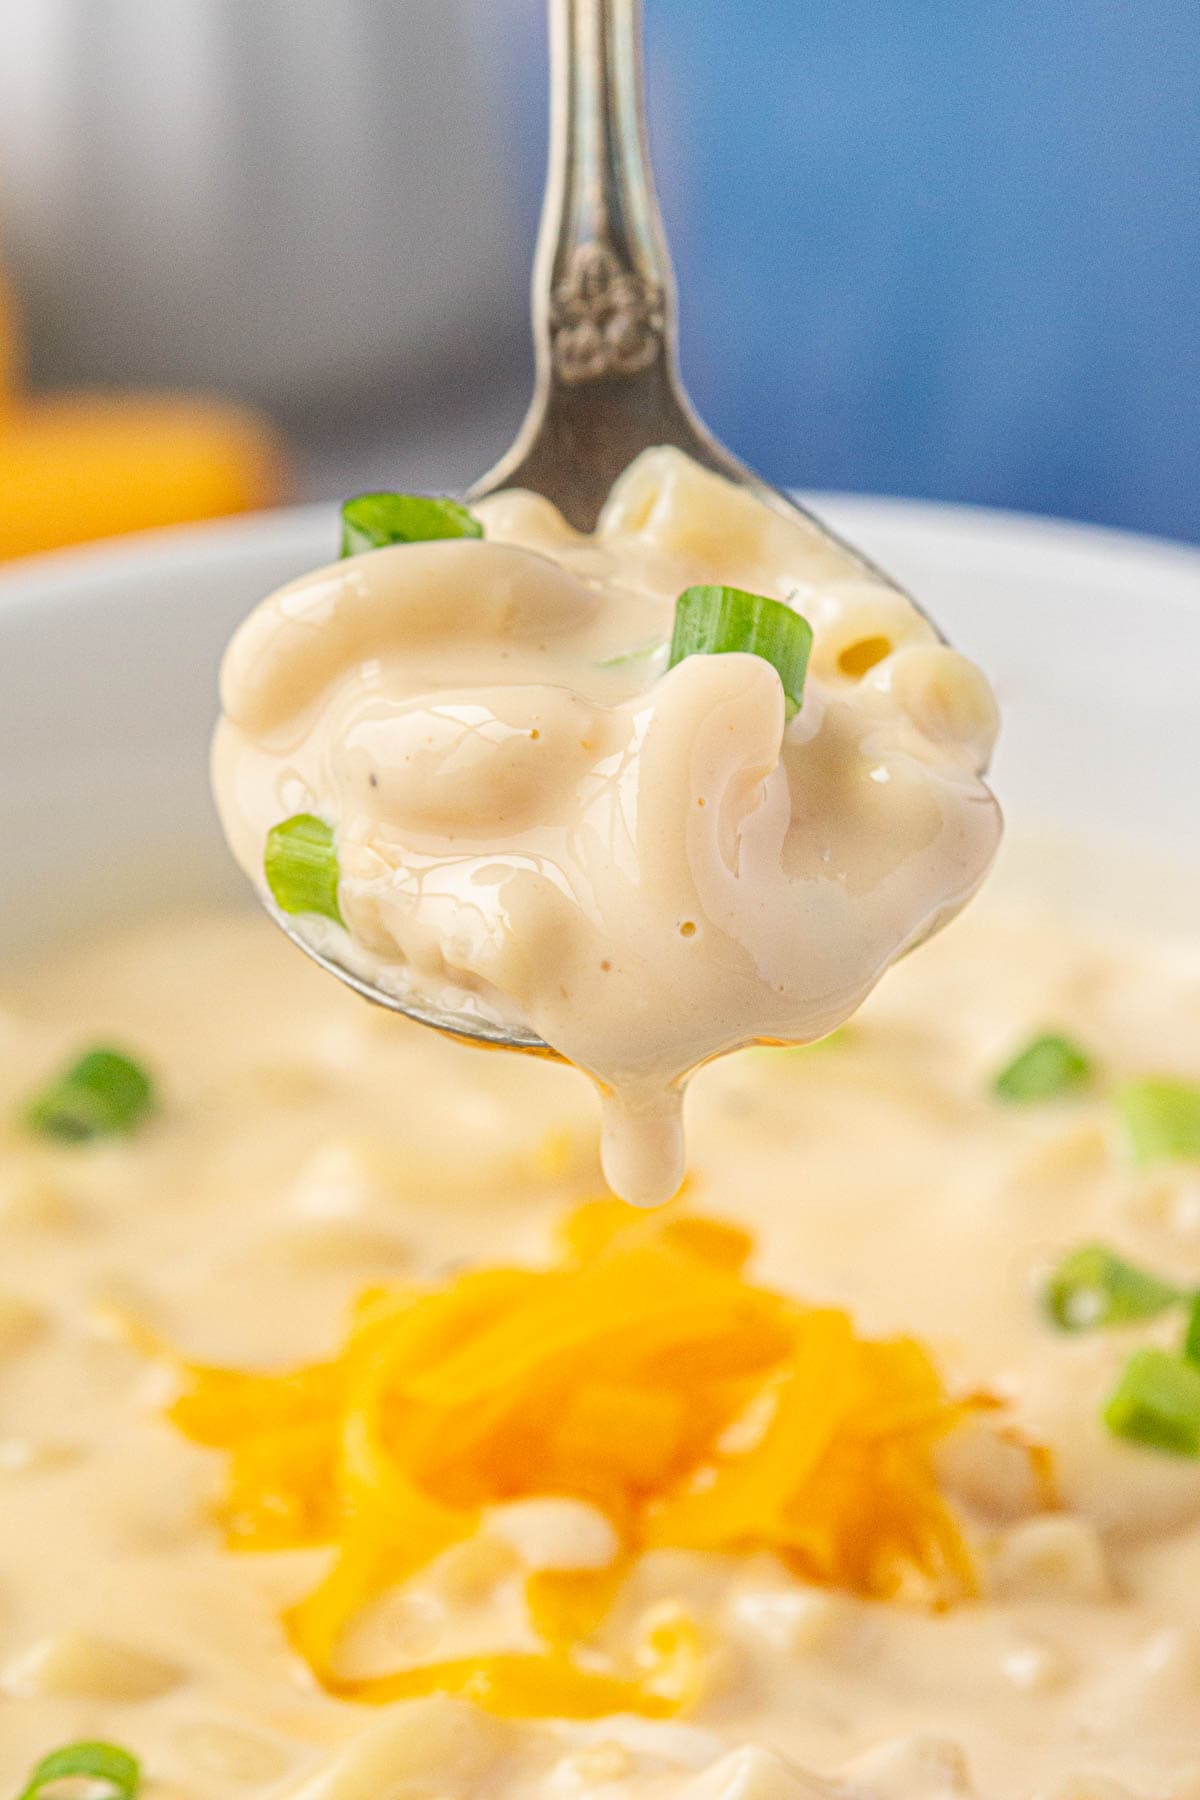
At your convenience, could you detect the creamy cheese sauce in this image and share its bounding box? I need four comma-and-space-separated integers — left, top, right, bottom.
212, 450, 1001, 1204
4, 896, 1200, 1798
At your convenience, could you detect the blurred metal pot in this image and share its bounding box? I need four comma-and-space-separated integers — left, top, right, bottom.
0, 0, 528, 410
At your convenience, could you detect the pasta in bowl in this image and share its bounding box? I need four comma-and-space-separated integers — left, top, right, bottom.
1, 493, 1200, 1800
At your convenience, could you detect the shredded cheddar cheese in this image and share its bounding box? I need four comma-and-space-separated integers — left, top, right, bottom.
168, 1200, 987, 1718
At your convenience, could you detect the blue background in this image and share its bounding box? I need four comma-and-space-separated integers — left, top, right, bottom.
497, 0, 1200, 545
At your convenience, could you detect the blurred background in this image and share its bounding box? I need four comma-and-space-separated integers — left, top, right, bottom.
0, 0, 1196, 560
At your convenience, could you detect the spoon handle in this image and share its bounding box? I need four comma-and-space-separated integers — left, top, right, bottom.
538, 0, 675, 388
472, 0, 732, 528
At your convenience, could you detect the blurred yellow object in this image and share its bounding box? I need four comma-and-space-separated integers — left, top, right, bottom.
0, 394, 288, 559
0, 264, 288, 560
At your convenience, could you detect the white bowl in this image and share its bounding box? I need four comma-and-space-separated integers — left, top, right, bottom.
2, 498, 1198, 958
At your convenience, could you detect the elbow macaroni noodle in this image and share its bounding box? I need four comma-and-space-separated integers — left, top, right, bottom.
214, 449, 1002, 1203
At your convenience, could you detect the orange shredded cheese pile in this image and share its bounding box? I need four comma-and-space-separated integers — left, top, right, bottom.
169, 1200, 983, 1719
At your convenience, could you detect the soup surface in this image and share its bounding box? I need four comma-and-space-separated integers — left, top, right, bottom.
3, 894, 1200, 1798
213, 450, 1001, 1204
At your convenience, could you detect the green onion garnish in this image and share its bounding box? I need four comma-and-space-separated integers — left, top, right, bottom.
24, 1048, 155, 1143
993, 1033, 1093, 1103
16, 1741, 140, 1800
597, 639, 668, 670
1104, 1348, 1200, 1457
264, 814, 343, 924
340, 492, 483, 556
1184, 1293, 1200, 1366
1043, 1243, 1181, 1332
668, 585, 813, 719
1116, 1078, 1200, 1166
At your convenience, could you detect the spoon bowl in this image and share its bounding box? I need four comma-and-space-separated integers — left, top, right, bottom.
264, 899, 552, 1052
264, 0, 927, 1051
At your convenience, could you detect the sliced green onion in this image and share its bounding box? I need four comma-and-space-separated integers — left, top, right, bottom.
1116, 1078, 1200, 1166
597, 639, 668, 670
264, 814, 343, 924
340, 492, 483, 556
1043, 1243, 1181, 1332
993, 1033, 1093, 1103
16, 1741, 140, 1800
1104, 1348, 1200, 1456
24, 1048, 155, 1143
1184, 1293, 1200, 1366
668, 585, 813, 719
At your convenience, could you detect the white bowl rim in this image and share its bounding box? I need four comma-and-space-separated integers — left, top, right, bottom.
2, 491, 1197, 612
2, 489, 1197, 955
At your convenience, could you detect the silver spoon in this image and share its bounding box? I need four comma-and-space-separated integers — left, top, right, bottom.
268, 0, 913, 1052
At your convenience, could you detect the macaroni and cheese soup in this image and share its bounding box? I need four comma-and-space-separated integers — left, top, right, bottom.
212, 450, 1001, 1204
4, 892, 1200, 1800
